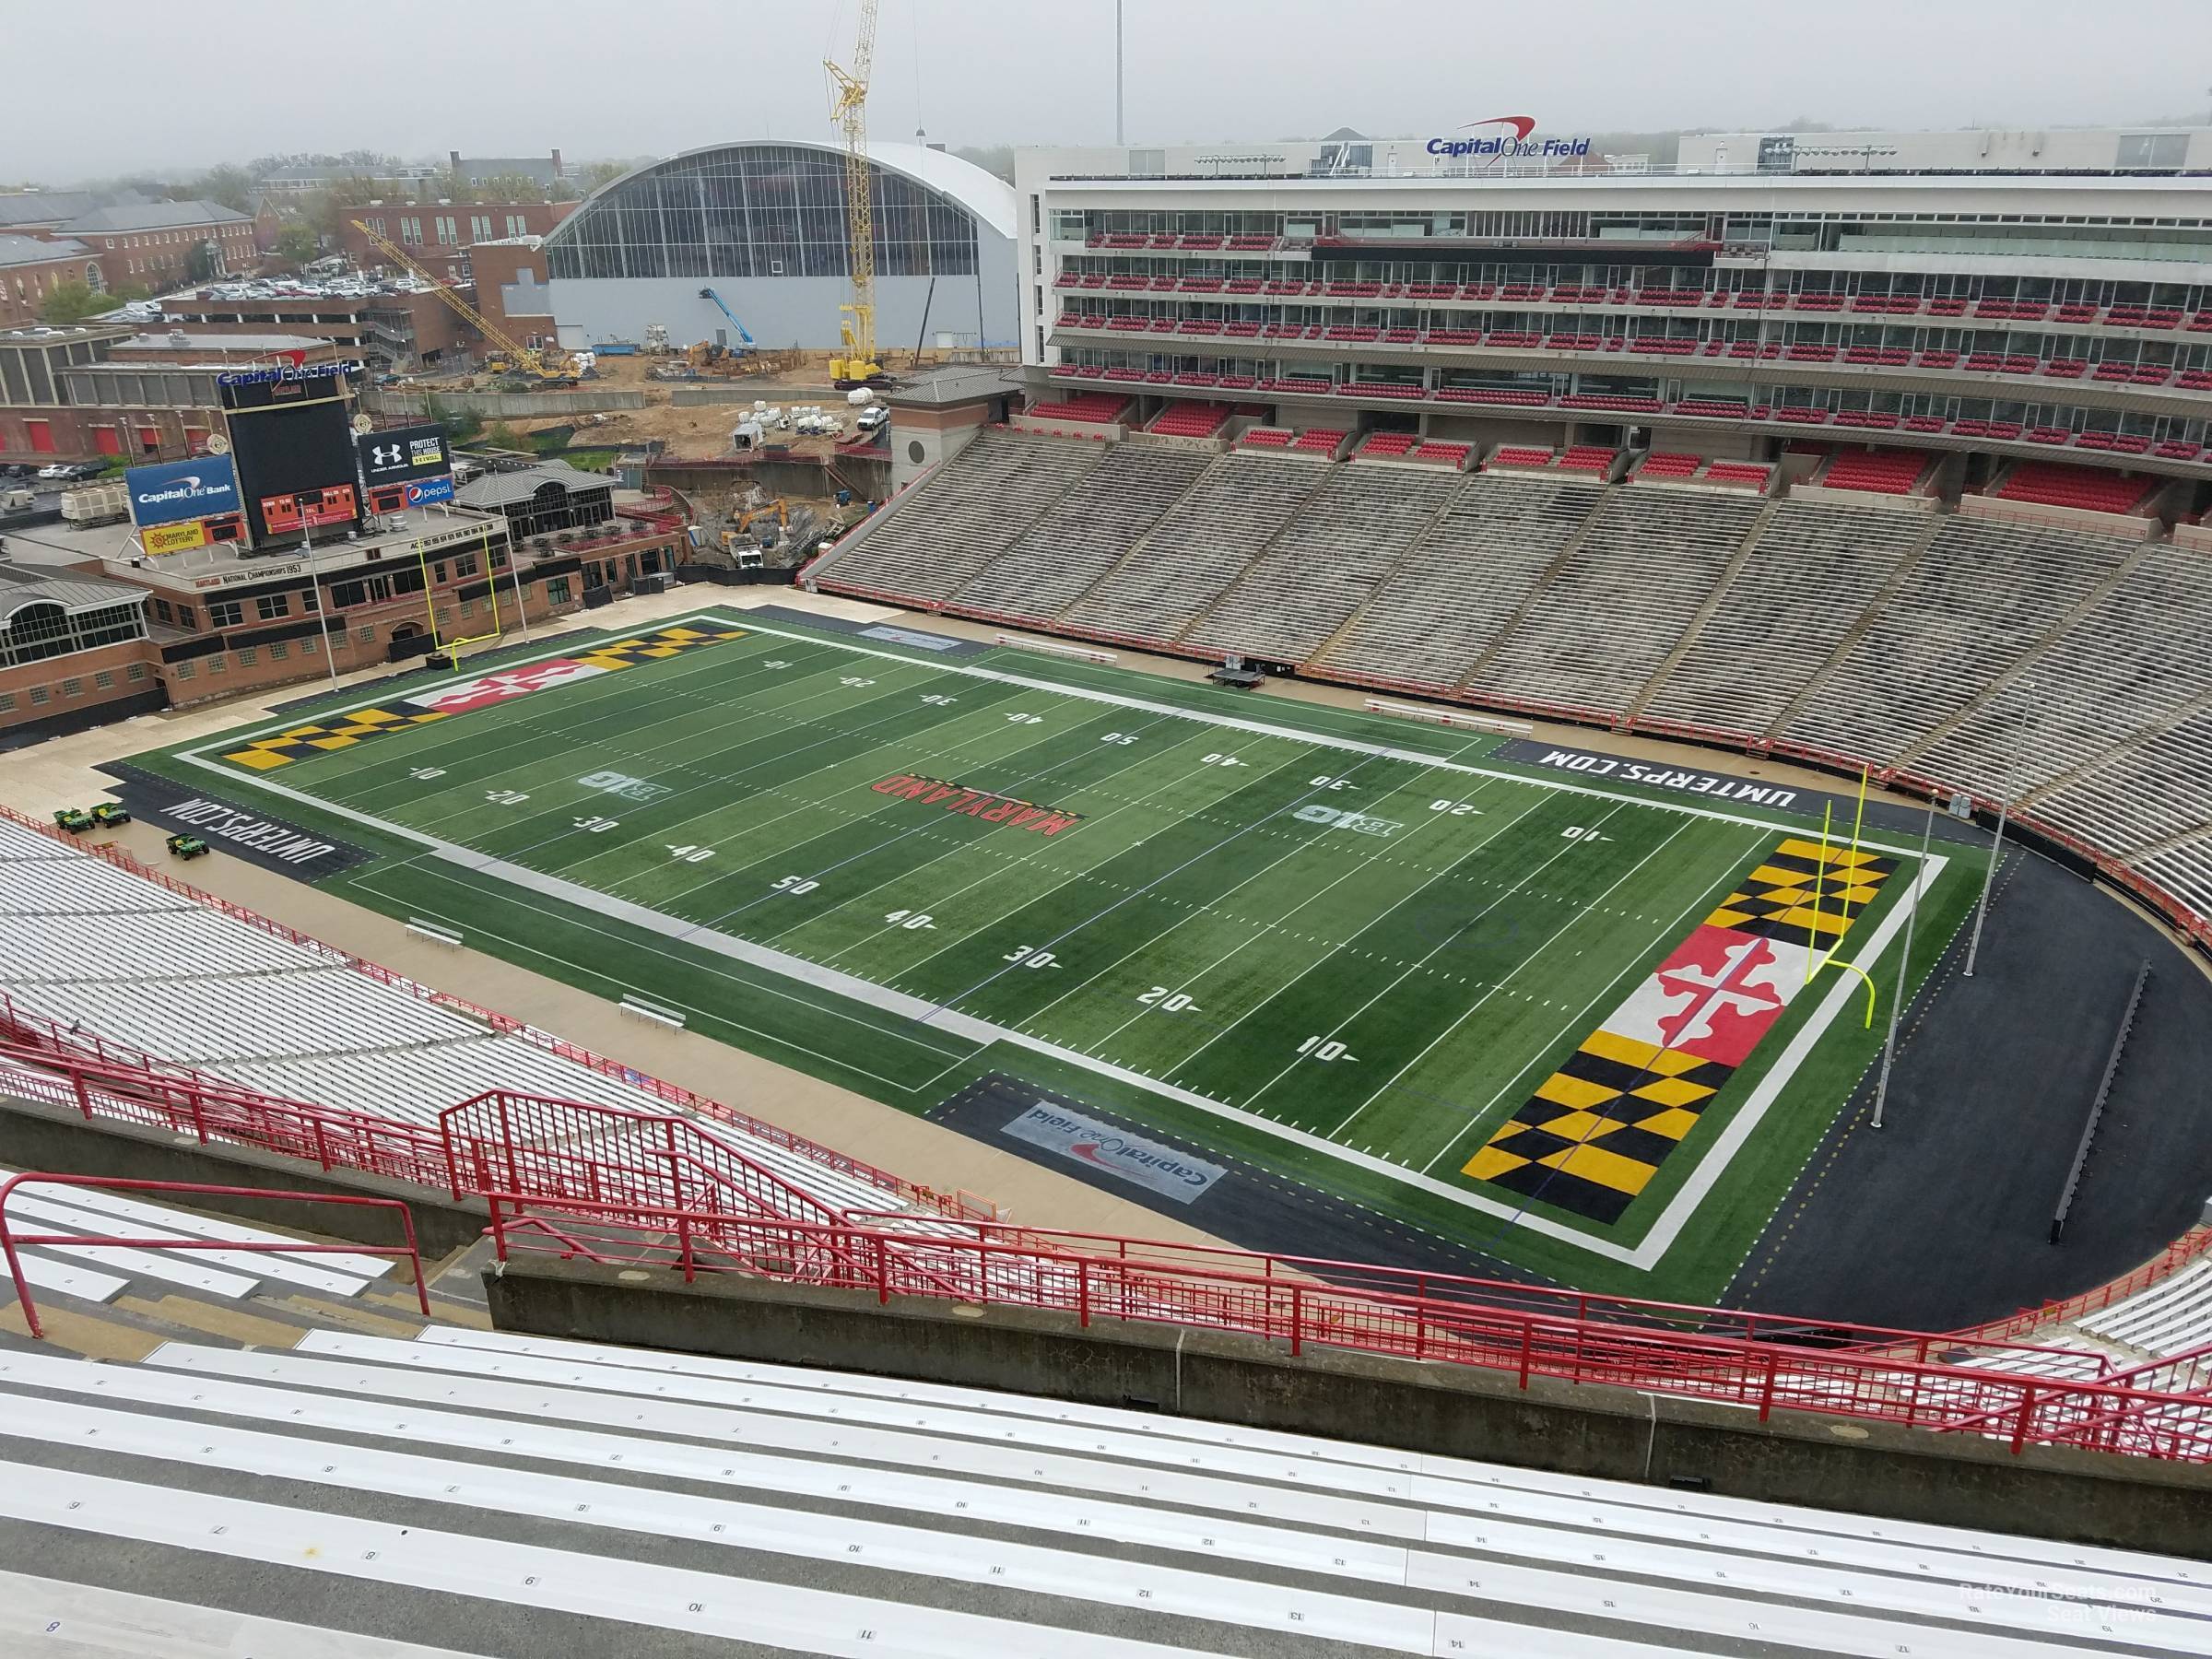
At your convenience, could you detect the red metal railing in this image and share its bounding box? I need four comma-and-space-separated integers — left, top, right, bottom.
10, 1028, 2212, 1458
479, 1193, 2212, 1462
0, 805, 974, 1218
0, 1171, 429, 1339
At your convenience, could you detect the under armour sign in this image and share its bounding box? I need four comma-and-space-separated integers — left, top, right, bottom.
354, 422, 453, 487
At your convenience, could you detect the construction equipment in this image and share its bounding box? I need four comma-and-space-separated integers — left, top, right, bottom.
61, 482, 128, 526
643, 323, 671, 353
697, 289, 756, 353
351, 219, 576, 386
88, 803, 131, 828
825, 0, 884, 386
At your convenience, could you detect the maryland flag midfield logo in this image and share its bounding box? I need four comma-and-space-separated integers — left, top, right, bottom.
1465, 837, 1897, 1224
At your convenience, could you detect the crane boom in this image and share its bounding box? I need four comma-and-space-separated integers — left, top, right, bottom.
350, 219, 569, 382
825, 0, 881, 383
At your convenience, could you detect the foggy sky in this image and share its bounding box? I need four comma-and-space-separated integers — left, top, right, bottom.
7, 0, 2210, 182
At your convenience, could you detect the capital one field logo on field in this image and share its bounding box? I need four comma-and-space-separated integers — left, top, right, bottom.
1003, 1104, 1225, 1204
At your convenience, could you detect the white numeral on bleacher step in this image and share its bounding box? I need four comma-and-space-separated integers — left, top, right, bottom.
666, 844, 715, 864
1006, 712, 1044, 725
1200, 753, 1245, 767
1003, 945, 1058, 969
1298, 1035, 1355, 1063
408, 767, 446, 780
772, 875, 820, 895
1100, 732, 1138, 746
572, 816, 619, 833
920, 693, 959, 706
884, 910, 936, 929
486, 789, 530, 806
840, 676, 876, 688
1138, 986, 1199, 1012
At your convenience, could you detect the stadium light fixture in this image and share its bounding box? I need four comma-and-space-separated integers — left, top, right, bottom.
1871, 785, 1941, 1131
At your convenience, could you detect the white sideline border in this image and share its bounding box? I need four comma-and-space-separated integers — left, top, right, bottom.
179, 611, 1947, 1269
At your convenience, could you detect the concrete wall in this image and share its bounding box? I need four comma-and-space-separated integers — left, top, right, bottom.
0, 1091, 487, 1255
376, 389, 645, 418
487, 1257, 2212, 1560
547, 266, 1019, 356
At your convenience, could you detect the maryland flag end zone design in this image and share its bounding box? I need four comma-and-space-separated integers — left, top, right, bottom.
1465, 837, 1898, 1224
221, 626, 746, 771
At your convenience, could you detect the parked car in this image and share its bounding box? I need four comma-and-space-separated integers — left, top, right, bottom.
35, 462, 73, 479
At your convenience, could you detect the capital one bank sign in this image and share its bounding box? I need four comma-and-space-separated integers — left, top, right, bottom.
1427, 113, 1593, 161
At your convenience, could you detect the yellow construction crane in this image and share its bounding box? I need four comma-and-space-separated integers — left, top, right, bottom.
825, 0, 883, 385
350, 219, 574, 384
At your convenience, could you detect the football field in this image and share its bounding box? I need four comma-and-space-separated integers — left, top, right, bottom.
151, 611, 1976, 1296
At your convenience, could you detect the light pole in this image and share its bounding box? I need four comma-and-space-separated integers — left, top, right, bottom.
304, 521, 340, 693
1871, 784, 1939, 1130
1964, 678, 2034, 979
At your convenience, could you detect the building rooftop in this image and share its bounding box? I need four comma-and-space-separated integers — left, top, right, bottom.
0, 562, 147, 621
0, 191, 97, 229
112, 331, 335, 356
59, 200, 253, 235
454, 461, 612, 509
0, 504, 511, 594
0, 234, 89, 270
885, 363, 1024, 407
0, 322, 125, 347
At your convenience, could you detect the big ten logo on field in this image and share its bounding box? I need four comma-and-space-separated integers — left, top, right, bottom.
1292, 803, 1403, 838
579, 770, 675, 805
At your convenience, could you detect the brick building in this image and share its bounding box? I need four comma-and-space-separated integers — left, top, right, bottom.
467, 239, 558, 347
338, 201, 575, 284
0, 323, 347, 468
48, 201, 255, 293
0, 497, 691, 737
154, 283, 475, 371
0, 235, 100, 328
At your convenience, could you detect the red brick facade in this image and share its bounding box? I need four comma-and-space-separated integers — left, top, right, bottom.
338, 202, 574, 276
0, 242, 103, 328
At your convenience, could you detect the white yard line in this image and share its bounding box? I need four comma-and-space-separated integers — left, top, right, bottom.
1417, 833, 1766, 1176
1240, 800, 1632, 1118
186, 613, 1934, 856
176, 612, 1950, 1268
1083, 770, 1501, 1065
807, 727, 1230, 961
1328, 817, 1689, 1143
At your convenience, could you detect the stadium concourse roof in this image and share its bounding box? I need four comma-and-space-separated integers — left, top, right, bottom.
548, 139, 1018, 242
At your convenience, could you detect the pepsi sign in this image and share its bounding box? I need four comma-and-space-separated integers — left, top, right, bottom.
124, 456, 242, 528
356, 422, 453, 487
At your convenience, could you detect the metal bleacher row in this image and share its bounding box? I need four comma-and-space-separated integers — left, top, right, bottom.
0, 817, 942, 1229
811, 427, 2212, 925
3, 1323, 2206, 1656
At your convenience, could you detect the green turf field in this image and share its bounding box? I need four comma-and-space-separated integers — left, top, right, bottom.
136, 610, 1984, 1300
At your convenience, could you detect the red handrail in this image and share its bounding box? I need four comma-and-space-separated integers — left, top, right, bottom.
475, 1192, 2212, 1461
0, 804, 965, 1218
0, 1171, 429, 1340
